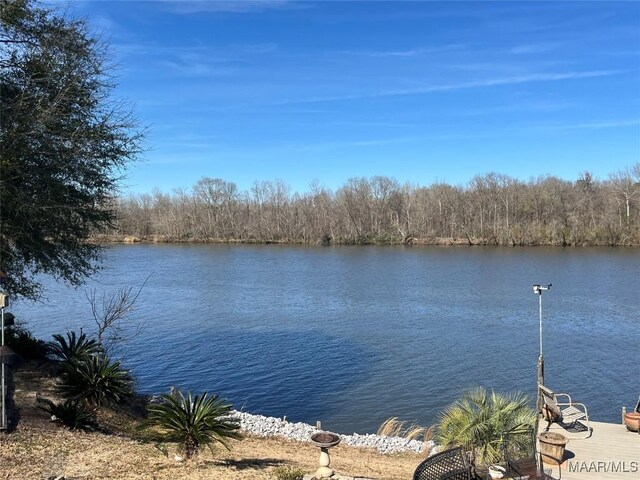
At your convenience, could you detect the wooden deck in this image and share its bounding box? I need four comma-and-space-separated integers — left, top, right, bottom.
537, 419, 639, 479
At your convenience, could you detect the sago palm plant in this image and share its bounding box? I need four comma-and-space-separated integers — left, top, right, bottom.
36, 396, 100, 431
49, 331, 102, 363
437, 387, 535, 464
145, 389, 241, 459
58, 354, 133, 408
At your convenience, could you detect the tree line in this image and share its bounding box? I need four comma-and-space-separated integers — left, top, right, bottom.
111, 164, 640, 246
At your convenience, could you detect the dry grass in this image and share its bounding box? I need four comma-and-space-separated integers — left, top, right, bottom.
377, 417, 435, 456
0, 362, 423, 480
0, 428, 422, 479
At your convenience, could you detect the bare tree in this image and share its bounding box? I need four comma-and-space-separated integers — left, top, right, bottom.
111, 165, 640, 247
609, 166, 640, 224
86, 275, 151, 352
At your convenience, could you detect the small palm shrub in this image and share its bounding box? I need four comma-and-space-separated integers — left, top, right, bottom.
49, 331, 102, 363
58, 354, 133, 408
145, 389, 242, 459
437, 387, 535, 464
272, 466, 305, 480
36, 397, 100, 431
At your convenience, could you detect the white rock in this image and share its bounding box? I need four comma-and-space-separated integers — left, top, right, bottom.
229, 410, 434, 454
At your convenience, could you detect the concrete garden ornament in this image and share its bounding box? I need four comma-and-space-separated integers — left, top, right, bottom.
310, 432, 341, 478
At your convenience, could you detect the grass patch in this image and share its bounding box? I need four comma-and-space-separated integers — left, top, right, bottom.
272, 465, 305, 480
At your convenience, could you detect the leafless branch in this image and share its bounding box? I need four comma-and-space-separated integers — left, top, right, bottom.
85, 274, 151, 352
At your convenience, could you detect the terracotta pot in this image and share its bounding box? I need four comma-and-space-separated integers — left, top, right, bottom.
623, 412, 640, 432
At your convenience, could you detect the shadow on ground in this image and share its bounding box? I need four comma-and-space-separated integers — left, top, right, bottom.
209, 458, 287, 469
4, 365, 19, 432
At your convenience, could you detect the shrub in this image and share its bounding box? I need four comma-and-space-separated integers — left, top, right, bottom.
5, 324, 48, 359
144, 389, 241, 459
49, 331, 102, 363
272, 466, 305, 480
58, 354, 133, 408
437, 387, 535, 464
36, 396, 100, 431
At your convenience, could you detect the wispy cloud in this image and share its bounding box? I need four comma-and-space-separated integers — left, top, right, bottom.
487, 11, 617, 35
114, 42, 278, 77
270, 70, 623, 105
88, 13, 118, 34
335, 44, 466, 58
163, 0, 297, 14
159, 58, 237, 77
446, 59, 568, 73
458, 100, 577, 117
284, 136, 414, 152
509, 43, 560, 55
263, 118, 640, 154
115, 42, 278, 59
540, 119, 640, 131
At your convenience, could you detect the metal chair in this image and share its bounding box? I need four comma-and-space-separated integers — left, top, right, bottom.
413, 446, 471, 480
502, 427, 538, 478
539, 384, 591, 438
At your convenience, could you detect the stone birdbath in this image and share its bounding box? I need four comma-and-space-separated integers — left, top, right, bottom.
310, 431, 341, 478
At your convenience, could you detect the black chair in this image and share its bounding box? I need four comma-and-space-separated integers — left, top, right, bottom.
413, 446, 471, 480
502, 427, 538, 478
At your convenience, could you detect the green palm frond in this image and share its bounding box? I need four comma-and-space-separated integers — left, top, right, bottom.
144, 389, 242, 459
36, 396, 100, 432
58, 354, 133, 407
49, 331, 102, 363
437, 387, 536, 464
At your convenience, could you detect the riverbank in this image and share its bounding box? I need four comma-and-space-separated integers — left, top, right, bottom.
92, 233, 640, 247
0, 361, 425, 479
95, 234, 481, 246
230, 411, 429, 454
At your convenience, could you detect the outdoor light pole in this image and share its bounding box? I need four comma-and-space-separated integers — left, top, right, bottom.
0, 294, 20, 432
532, 284, 551, 403
1, 296, 6, 431
533, 284, 551, 478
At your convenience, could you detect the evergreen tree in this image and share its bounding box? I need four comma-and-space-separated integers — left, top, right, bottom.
0, 0, 143, 299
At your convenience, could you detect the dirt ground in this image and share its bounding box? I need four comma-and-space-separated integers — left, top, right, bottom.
0, 362, 423, 480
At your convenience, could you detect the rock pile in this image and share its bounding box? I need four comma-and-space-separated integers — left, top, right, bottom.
231, 411, 434, 454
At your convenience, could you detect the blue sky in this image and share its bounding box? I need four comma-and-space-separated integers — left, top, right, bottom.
73, 0, 640, 194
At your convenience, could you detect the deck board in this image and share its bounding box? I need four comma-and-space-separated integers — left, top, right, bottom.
537, 420, 639, 479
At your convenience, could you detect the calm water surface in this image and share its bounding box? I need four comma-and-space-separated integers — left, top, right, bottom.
13, 245, 640, 433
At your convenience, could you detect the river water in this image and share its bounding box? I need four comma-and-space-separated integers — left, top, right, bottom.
12, 245, 640, 434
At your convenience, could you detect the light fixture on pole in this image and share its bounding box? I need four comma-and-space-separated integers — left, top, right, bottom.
532, 284, 551, 359
532, 283, 551, 479
533, 285, 551, 402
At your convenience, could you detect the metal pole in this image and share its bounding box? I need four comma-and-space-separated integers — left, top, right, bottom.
1, 306, 5, 430
532, 284, 550, 478
538, 292, 543, 357
535, 294, 543, 478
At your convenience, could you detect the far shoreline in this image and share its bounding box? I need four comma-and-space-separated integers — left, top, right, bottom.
92, 235, 640, 248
